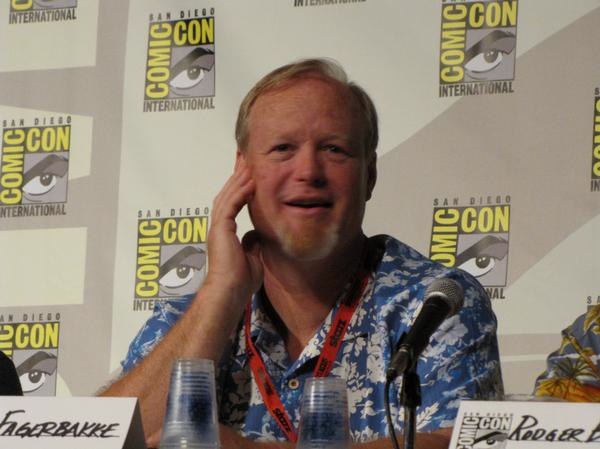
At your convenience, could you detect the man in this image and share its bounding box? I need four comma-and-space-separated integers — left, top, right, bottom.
103, 59, 503, 448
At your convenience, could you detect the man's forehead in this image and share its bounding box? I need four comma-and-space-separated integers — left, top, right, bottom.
260, 73, 351, 100
248, 75, 359, 123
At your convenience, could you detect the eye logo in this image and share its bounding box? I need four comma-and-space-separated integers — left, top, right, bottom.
472, 431, 508, 448
158, 245, 206, 296
463, 30, 516, 81
15, 351, 58, 394
456, 235, 508, 282
22, 154, 69, 203
439, 0, 518, 97
430, 202, 510, 295
169, 47, 215, 96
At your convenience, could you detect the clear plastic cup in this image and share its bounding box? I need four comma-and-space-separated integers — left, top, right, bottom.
159, 358, 220, 449
297, 377, 350, 449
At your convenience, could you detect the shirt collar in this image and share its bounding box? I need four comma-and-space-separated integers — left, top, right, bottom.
239, 237, 389, 374
240, 273, 376, 375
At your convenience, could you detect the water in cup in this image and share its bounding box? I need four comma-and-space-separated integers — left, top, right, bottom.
297, 377, 350, 449
160, 358, 220, 449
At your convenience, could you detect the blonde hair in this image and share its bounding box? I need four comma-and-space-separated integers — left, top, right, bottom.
235, 58, 378, 156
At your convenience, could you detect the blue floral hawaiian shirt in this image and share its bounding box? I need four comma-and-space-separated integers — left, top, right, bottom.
122, 235, 503, 442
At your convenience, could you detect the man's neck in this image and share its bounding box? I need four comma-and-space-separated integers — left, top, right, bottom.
261, 234, 367, 360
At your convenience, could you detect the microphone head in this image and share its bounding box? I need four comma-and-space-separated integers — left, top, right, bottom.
424, 278, 464, 316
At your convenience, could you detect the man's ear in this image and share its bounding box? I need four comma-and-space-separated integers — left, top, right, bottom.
366, 152, 377, 201
235, 149, 245, 169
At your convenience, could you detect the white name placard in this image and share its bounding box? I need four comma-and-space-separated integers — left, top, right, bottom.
0, 396, 146, 449
449, 400, 600, 448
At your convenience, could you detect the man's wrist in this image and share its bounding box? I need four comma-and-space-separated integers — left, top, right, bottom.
200, 276, 254, 309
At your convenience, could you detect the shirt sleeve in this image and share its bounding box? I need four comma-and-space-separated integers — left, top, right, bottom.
533, 305, 600, 402
413, 270, 504, 431
120, 295, 195, 373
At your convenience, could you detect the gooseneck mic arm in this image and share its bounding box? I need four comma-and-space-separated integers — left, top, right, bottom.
384, 278, 465, 449
386, 278, 464, 381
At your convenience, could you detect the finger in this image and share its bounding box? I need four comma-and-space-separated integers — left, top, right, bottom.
216, 172, 253, 221
212, 167, 254, 224
214, 163, 250, 205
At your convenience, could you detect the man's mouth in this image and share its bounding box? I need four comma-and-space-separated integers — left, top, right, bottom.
284, 199, 333, 209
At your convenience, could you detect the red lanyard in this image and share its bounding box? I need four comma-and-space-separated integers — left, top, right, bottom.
244, 273, 370, 442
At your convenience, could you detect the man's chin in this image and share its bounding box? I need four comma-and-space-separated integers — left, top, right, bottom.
277, 224, 339, 262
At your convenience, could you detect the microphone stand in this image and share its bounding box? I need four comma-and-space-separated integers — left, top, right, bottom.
399, 360, 421, 449
385, 333, 422, 449
386, 279, 463, 449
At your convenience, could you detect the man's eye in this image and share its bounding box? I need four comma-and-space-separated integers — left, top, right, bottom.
273, 144, 291, 152
322, 145, 352, 160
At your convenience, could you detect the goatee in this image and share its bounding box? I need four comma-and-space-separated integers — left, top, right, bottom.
276, 220, 339, 261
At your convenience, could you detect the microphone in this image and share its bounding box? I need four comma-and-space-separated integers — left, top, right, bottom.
386, 278, 464, 380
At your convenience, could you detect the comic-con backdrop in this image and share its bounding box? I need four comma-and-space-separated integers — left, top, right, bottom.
1, 0, 599, 397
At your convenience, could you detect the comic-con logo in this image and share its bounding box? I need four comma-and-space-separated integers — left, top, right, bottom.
143, 8, 215, 113
134, 209, 208, 311
429, 197, 510, 299
439, 0, 518, 97
0, 315, 60, 396
9, 0, 77, 24
454, 413, 511, 449
0, 118, 70, 218
591, 88, 600, 192
0, 116, 71, 218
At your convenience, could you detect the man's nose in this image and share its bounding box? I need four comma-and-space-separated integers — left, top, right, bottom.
294, 147, 327, 186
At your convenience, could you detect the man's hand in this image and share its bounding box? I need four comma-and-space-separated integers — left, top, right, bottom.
204, 157, 262, 303
101, 159, 264, 443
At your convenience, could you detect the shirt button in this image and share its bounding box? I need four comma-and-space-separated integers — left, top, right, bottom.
288, 378, 300, 390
